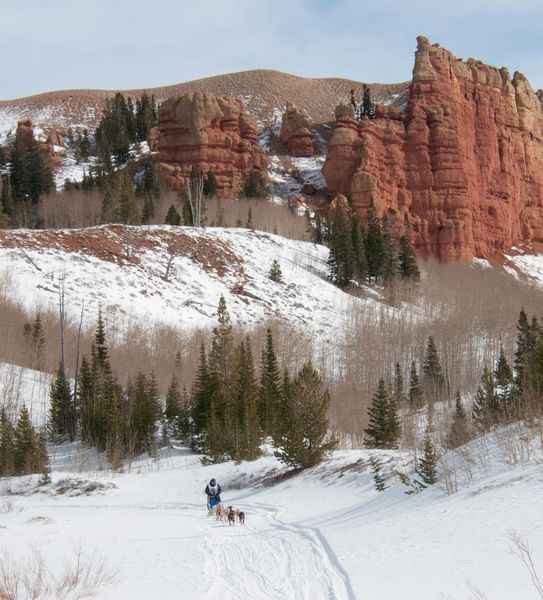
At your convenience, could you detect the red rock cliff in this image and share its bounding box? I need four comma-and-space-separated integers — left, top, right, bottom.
158, 92, 268, 198
279, 102, 314, 157
323, 36, 543, 260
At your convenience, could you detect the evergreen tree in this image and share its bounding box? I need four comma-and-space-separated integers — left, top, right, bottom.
192, 343, 213, 437
365, 201, 384, 282
364, 379, 401, 449
422, 336, 446, 401
13, 405, 36, 475
399, 218, 420, 281
275, 362, 336, 468
117, 170, 139, 224
269, 259, 283, 283
9, 122, 54, 209
35, 430, 51, 484
408, 361, 424, 409
393, 362, 406, 406
360, 85, 375, 119
416, 425, 439, 487
381, 212, 400, 283
0, 408, 15, 476
203, 170, 217, 197
446, 391, 471, 449
369, 454, 388, 492
177, 387, 192, 444
234, 340, 261, 461
48, 363, 76, 442
327, 203, 356, 288
165, 204, 181, 226
351, 212, 368, 282
472, 364, 500, 431
243, 171, 267, 198
259, 328, 281, 438
140, 197, 155, 225
165, 374, 181, 424
135, 92, 157, 142
494, 344, 514, 417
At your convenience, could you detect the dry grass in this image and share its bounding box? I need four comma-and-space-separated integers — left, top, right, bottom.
0, 547, 115, 600
0, 69, 408, 129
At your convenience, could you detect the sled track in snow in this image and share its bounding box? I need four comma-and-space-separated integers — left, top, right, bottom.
201, 502, 356, 600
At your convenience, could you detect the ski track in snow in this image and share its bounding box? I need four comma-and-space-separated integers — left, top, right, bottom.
202, 501, 354, 600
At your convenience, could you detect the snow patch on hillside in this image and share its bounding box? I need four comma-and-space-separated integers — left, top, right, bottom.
0, 226, 393, 347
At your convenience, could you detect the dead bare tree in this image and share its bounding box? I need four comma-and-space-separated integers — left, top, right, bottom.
510, 530, 543, 599
187, 174, 204, 227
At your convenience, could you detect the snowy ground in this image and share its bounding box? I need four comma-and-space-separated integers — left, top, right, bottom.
1, 433, 542, 600
0, 225, 400, 347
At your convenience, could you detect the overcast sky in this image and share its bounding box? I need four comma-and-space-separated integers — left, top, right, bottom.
2, 0, 543, 99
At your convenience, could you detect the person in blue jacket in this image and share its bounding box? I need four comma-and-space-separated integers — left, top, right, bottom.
205, 478, 222, 510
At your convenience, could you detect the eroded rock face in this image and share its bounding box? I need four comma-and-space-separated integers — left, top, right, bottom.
323, 36, 543, 261
279, 102, 314, 157
158, 92, 268, 198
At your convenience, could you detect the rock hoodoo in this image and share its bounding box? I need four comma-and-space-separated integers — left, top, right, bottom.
279, 102, 314, 157
323, 36, 543, 261
158, 92, 268, 198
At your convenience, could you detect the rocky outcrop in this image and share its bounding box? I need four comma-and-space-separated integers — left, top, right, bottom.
157, 92, 268, 198
323, 36, 543, 261
279, 102, 314, 157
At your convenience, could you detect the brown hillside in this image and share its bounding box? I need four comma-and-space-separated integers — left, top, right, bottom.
0, 69, 409, 132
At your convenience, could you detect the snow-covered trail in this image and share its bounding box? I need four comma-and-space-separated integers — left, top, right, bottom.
3, 444, 543, 599
202, 500, 354, 600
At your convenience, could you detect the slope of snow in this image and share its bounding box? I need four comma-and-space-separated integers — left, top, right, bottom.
506, 253, 543, 287
0, 362, 51, 425
1, 433, 542, 600
0, 225, 398, 346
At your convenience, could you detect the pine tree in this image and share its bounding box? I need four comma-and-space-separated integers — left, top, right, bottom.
360, 85, 375, 119
364, 379, 400, 449
36, 430, 51, 484
446, 391, 471, 449
192, 343, 212, 436
275, 362, 336, 468
165, 204, 181, 226
0, 408, 15, 476
381, 212, 400, 283
140, 197, 155, 224
259, 328, 281, 438
494, 344, 514, 418
472, 364, 500, 431
243, 171, 267, 198
203, 170, 217, 197
370, 454, 388, 492
417, 425, 439, 487
422, 336, 446, 401
351, 212, 368, 282
165, 375, 181, 424
408, 361, 424, 409
234, 340, 261, 461
328, 203, 356, 288
9, 121, 54, 210
48, 363, 76, 442
514, 308, 533, 390
399, 218, 420, 281
365, 201, 384, 282
269, 259, 283, 283
13, 405, 36, 475
393, 362, 406, 406
177, 387, 192, 444
117, 170, 139, 225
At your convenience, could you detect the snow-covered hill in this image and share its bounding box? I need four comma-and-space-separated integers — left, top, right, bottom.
2, 432, 542, 600
0, 225, 395, 346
